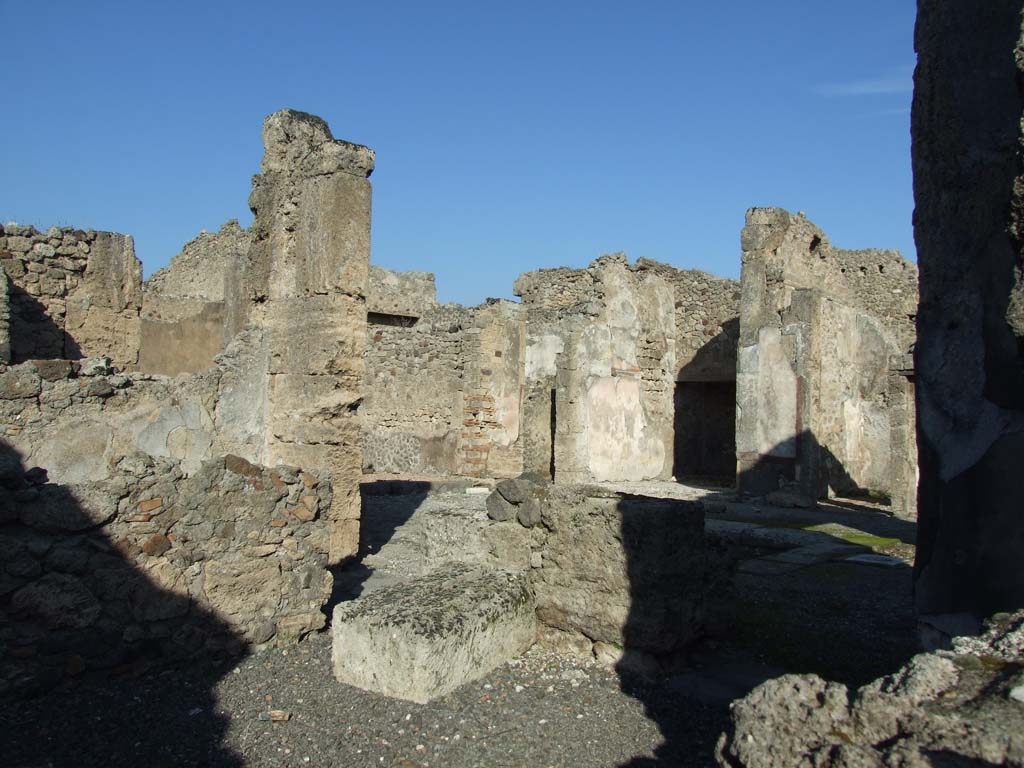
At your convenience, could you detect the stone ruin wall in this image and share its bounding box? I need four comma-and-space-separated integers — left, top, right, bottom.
736, 208, 918, 514
0, 358, 334, 694
515, 255, 676, 484
634, 259, 740, 383
367, 265, 436, 318
0, 225, 143, 371
0, 110, 373, 693
363, 298, 471, 474
362, 267, 526, 478
139, 220, 252, 376
233, 110, 371, 564
0, 269, 10, 364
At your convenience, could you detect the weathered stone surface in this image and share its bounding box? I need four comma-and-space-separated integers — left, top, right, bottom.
715, 611, 1024, 767
0, 366, 41, 399
534, 486, 704, 655
0, 268, 10, 364
485, 490, 516, 521
735, 208, 917, 515
261, 109, 375, 178
515, 254, 675, 484
11, 573, 101, 630
246, 109, 371, 565
496, 478, 533, 505
332, 564, 536, 703
912, 0, 1024, 620
367, 266, 435, 318
516, 497, 541, 527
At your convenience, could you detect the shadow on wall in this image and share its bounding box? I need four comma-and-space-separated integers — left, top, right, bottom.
738, 429, 895, 507
0, 440, 246, 766
8, 283, 82, 362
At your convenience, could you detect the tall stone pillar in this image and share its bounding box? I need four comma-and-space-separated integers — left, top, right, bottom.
247, 110, 373, 565
912, 2, 1024, 622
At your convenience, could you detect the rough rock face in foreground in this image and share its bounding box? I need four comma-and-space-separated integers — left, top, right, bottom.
715, 611, 1024, 767
332, 564, 535, 703
1, 446, 333, 695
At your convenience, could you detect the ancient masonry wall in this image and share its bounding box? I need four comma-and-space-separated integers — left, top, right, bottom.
0, 359, 333, 694
0, 224, 142, 370
363, 301, 471, 473
912, 0, 1024, 619
0, 109, 376, 693
362, 268, 525, 478
736, 208, 918, 515
240, 110, 372, 564
634, 259, 740, 383
515, 254, 676, 484
0, 269, 10, 364
139, 220, 252, 376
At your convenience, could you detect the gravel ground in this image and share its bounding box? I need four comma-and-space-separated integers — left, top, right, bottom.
4, 634, 726, 768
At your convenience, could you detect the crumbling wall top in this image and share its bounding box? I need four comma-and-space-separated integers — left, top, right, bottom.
367, 266, 437, 318
144, 219, 251, 302
261, 109, 375, 178
742, 207, 918, 347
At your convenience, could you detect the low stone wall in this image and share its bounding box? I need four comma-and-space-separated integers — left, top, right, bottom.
484, 481, 706, 663
0, 224, 142, 370
0, 444, 333, 696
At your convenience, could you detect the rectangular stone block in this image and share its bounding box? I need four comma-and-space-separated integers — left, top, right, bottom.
332, 564, 536, 703
535, 487, 704, 655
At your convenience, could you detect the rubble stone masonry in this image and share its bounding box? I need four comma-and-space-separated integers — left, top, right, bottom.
0, 224, 142, 370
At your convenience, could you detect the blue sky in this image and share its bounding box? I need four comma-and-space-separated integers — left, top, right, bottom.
0, 1, 915, 305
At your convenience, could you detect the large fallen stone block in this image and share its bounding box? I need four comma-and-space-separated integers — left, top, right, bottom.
332, 564, 536, 703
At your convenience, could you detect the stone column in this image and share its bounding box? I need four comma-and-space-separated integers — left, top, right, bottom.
247, 110, 373, 565
912, 1, 1024, 622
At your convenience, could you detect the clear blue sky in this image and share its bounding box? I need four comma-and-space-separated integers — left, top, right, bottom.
1, 1, 915, 305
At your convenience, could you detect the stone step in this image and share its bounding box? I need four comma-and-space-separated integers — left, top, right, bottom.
332, 563, 536, 703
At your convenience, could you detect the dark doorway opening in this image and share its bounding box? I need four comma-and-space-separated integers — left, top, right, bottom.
673, 380, 736, 481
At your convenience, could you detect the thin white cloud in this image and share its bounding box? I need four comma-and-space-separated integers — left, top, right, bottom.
816, 76, 913, 97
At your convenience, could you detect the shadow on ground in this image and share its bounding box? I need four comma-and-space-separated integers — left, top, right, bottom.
0, 440, 247, 768
615, 482, 918, 767
327, 480, 430, 610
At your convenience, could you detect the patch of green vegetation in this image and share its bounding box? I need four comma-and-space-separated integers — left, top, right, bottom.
836, 532, 900, 549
